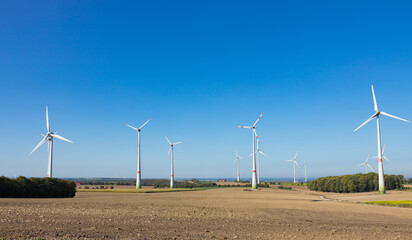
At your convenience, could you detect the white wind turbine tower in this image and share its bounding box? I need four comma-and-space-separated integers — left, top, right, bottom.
248, 137, 268, 184
354, 85, 409, 194
237, 112, 264, 189
285, 153, 299, 183
234, 152, 243, 182
126, 119, 151, 189
29, 107, 73, 177
165, 136, 183, 188
358, 154, 375, 174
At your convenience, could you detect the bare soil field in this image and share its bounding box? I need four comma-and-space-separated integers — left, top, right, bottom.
1, 187, 412, 239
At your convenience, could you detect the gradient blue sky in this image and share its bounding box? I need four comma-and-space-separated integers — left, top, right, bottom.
1, 1, 412, 179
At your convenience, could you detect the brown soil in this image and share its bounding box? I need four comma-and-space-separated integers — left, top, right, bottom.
1, 187, 412, 239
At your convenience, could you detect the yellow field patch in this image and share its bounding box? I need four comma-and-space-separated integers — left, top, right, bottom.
365, 200, 412, 208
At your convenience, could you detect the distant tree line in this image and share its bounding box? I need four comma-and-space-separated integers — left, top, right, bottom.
407, 178, 412, 184
75, 178, 135, 186
307, 173, 405, 193
74, 178, 172, 186
154, 179, 218, 188
0, 176, 76, 198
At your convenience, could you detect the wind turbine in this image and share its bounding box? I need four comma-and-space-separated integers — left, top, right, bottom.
304, 161, 307, 183
285, 152, 299, 183
234, 152, 243, 182
236, 112, 264, 189
371, 144, 391, 164
354, 85, 409, 194
165, 136, 182, 188
126, 119, 151, 189
29, 107, 73, 178
358, 154, 375, 174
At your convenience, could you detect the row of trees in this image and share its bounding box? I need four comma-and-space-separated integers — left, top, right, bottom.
73, 178, 177, 186
154, 179, 218, 188
0, 176, 76, 198
307, 173, 405, 193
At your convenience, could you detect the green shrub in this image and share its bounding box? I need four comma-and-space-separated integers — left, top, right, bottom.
0, 176, 76, 198
307, 173, 405, 193
278, 185, 292, 190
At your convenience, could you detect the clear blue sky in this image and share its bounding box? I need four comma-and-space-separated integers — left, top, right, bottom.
1, 1, 412, 179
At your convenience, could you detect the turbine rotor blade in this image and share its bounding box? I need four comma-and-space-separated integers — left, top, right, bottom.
380, 112, 410, 123
252, 112, 264, 127
371, 85, 378, 112
173, 141, 183, 145
253, 129, 260, 143
168, 147, 172, 156
260, 151, 268, 157
51, 134, 73, 143
294, 152, 298, 160
236, 126, 252, 129
353, 113, 378, 132
46, 106, 50, 132
383, 156, 391, 163
165, 136, 171, 145
29, 136, 48, 155
139, 119, 151, 129
126, 124, 138, 131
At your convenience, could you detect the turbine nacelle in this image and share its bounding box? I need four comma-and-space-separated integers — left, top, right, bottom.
165, 136, 182, 155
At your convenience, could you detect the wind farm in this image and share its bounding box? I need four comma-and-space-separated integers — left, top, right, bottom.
2, 1, 412, 239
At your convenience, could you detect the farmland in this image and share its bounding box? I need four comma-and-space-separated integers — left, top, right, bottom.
1, 185, 412, 239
